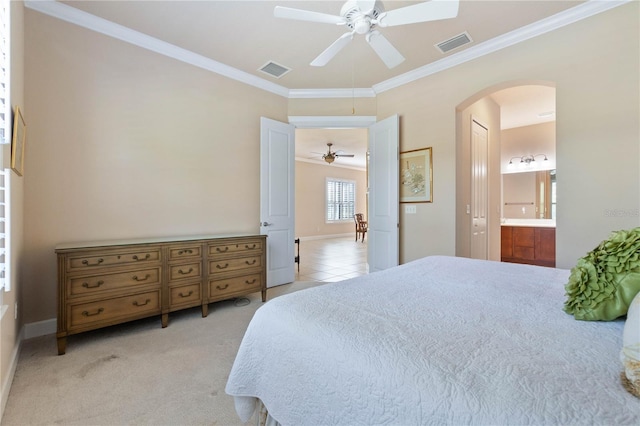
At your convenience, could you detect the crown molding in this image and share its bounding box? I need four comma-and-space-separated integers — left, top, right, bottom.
26, 0, 630, 100
25, 0, 290, 98
295, 157, 366, 172
372, 0, 631, 94
288, 88, 376, 98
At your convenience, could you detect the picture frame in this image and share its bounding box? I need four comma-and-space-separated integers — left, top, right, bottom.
400, 147, 432, 203
11, 106, 26, 176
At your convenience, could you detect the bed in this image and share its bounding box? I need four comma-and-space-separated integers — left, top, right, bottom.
225, 255, 640, 425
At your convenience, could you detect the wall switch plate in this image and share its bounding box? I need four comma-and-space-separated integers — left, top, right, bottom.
405, 205, 417, 214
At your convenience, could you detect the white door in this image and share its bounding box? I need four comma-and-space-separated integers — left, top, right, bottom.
470, 118, 488, 259
368, 115, 399, 272
260, 117, 295, 287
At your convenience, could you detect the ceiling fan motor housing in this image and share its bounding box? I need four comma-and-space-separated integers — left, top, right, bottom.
341, 0, 384, 34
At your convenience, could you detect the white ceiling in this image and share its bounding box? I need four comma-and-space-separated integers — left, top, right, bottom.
32, 1, 614, 168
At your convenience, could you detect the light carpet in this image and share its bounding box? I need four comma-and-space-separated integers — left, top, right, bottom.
1, 281, 324, 425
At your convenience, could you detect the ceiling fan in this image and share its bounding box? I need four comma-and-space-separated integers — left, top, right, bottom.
319, 142, 355, 164
274, 0, 460, 69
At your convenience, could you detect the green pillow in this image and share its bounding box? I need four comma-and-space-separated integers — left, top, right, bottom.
564, 227, 640, 321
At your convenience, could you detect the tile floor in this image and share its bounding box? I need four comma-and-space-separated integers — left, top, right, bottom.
294, 235, 368, 282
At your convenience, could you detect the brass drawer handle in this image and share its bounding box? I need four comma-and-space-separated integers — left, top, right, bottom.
82, 308, 104, 317
178, 268, 194, 275
82, 280, 104, 289
81, 258, 104, 266
244, 244, 257, 250
215, 247, 229, 253
245, 259, 257, 266
132, 254, 151, 261
133, 299, 151, 307
216, 263, 229, 270
216, 284, 229, 290
178, 249, 193, 255
179, 290, 194, 298
132, 274, 151, 282
245, 278, 257, 285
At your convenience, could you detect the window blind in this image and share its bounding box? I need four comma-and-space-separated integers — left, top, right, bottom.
327, 179, 355, 222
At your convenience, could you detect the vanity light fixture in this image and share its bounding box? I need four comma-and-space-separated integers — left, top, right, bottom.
508, 154, 548, 168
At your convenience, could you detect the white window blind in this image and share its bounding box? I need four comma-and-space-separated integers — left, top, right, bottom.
326, 178, 355, 222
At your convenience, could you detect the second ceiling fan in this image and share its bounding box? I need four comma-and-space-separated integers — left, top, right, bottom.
321, 142, 354, 164
274, 0, 460, 69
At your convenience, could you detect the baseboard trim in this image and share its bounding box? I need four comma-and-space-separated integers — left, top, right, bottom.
23, 318, 56, 340
298, 233, 352, 241
0, 326, 23, 421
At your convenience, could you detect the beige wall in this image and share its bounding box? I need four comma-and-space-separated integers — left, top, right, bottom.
23, 10, 287, 324
295, 161, 367, 239
18, 1, 640, 335
376, 2, 638, 268
1, 0, 24, 417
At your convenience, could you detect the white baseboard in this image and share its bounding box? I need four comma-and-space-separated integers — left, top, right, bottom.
298, 233, 352, 241
0, 325, 23, 421
23, 318, 56, 340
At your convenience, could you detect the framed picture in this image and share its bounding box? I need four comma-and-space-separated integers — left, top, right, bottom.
11, 106, 26, 176
400, 147, 432, 203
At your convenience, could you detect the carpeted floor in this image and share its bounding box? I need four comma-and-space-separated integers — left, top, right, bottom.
1, 281, 324, 425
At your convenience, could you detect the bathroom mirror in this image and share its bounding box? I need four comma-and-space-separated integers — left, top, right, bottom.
503, 170, 556, 219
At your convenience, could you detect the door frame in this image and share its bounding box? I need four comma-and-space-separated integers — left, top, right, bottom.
288, 115, 377, 268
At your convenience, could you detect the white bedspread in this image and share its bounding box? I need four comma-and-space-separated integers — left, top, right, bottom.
225, 256, 640, 425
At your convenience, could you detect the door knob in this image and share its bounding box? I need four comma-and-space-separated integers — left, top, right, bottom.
261, 222, 271, 227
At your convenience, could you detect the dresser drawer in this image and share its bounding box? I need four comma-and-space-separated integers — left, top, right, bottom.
68, 290, 160, 329
168, 262, 201, 282
67, 248, 161, 271
169, 283, 201, 307
208, 240, 263, 256
209, 273, 262, 299
68, 267, 161, 297
168, 244, 202, 260
209, 255, 262, 275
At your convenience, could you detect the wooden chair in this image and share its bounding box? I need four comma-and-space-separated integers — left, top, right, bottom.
354, 213, 368, 243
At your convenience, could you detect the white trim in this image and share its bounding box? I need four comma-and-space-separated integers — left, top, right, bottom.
24, 0, 290, 98
0, 325, 22, 421
373, 0, 631, 94
298, 233, 352, 241
295, 157, 366, 172
25, 0, 629, 99
23, 317, 56, 340
289, 88, 376, 99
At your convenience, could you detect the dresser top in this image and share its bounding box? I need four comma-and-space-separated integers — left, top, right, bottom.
55, 233, 265, 251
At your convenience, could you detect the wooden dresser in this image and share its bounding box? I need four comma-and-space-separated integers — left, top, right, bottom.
56, 234, 266, 355
501, 225, 555, 267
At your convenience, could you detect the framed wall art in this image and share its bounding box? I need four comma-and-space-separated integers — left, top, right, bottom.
11, 106, 26, 176
400, 147, 432, 203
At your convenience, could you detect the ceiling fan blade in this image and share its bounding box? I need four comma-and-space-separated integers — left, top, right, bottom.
336, 154, 355, 157
311, 32, 354, 67
366, 30, 405, 68
377, 0, 459, 27
274, 6, 346, 25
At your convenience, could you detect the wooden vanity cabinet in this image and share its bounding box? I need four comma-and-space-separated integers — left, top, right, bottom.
56, 234, 266, 355
501, 226, 555, 267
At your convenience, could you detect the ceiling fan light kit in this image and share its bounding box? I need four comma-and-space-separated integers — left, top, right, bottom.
322, 142, 355, 164
274, 0, 460, 69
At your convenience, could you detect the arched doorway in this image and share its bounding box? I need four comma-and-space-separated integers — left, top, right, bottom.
455, 82, 556, 260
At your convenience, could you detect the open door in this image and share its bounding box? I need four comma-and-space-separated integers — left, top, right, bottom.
368, 115, 399, 272
260, 117, 295, 287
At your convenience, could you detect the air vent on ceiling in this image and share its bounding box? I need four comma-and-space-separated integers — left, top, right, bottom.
435, 31, 473, 54
258, 61, 291, 79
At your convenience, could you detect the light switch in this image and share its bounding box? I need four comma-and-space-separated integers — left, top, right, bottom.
405, 205, 417, 214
